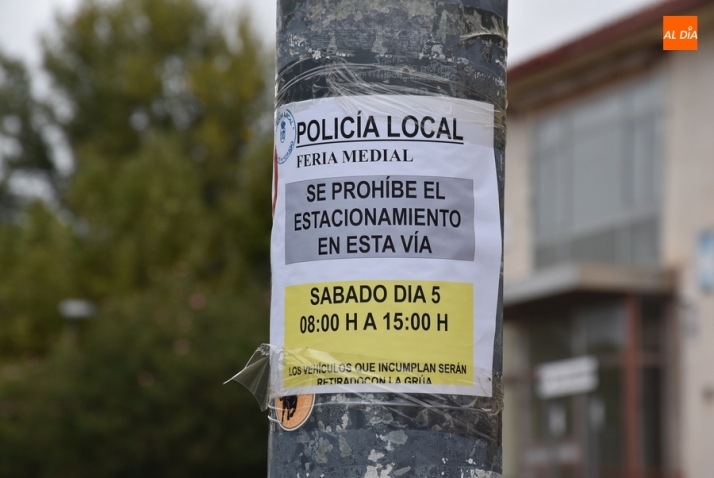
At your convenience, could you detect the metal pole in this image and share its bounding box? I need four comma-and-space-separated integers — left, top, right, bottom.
270, 1, 508, 476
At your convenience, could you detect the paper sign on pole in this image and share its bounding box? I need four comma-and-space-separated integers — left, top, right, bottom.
271, 95, 501, 397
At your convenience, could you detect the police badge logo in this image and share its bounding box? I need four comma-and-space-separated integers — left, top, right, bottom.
275, 109, 296, 164
275, 394, 315, 431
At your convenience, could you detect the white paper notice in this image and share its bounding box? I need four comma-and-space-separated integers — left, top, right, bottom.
271, 95, 501, 398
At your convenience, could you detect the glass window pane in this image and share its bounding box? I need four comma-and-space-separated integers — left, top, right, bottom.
538, 114, 568, 150
572, 128, 626, 229
631, 74, 664, 116
632, 117, 661, 208
581, 303, 625, 355
535, 152, 562, 236
531, 73, 664, 270
590, 367, 624, 467
571, 91, 623, 132
641, 367, 664, 468
571, 228, 619, 264
631, 218, 659, 267
528, 316, 574, 365
536, 244, 563, 269
640, 298, 665, 353
531, 395, 574, 442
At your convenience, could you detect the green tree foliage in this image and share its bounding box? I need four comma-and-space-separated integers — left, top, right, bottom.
0, 202, 76, 359
0, 0, 273, 475
0, 52, 56, 218
44, 0, 272, 289
1, 279, 269, 477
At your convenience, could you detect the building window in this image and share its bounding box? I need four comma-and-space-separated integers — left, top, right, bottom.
504, 296, 669, 478
533, 73, 664, 269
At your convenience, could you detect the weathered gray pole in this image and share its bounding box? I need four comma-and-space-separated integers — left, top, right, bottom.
267, 1, 507, 477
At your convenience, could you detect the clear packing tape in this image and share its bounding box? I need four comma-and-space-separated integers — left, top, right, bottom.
226, 344, 503, 447
274, 61, 508, 153
274, 2, 509, 147
276, 60, 507, 109
274, 1, 508, 105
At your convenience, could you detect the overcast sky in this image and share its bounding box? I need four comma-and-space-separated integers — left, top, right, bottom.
1, 0, 662, 72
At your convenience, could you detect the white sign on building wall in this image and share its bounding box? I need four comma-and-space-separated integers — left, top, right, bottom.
536, 356, 598, 399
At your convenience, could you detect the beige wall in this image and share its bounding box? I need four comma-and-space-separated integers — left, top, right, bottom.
663, 31, 714, 478
503, 113, 533, 284
501, 111, 533, 477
